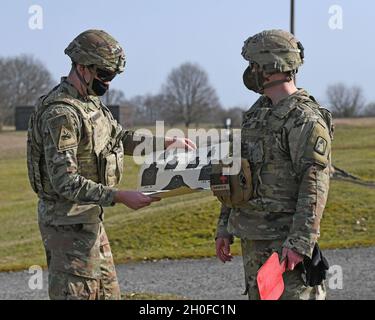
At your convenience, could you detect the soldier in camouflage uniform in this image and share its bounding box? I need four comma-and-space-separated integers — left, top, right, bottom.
215, 30, 333, 300
27, 29, 193, 300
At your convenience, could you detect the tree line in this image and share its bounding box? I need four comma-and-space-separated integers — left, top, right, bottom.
0, 55, 54, 131
0, 54, 374, 131
101, 62, 244, 128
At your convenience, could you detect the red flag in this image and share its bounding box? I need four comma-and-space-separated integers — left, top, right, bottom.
257, 252, 286, 300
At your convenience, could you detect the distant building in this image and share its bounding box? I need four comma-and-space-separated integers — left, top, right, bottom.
15, 106, 33, 131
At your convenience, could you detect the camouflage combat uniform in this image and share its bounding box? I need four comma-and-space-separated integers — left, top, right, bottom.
27, 76, 150, 299
26, 29, 158, 299
216, 89, 332, 300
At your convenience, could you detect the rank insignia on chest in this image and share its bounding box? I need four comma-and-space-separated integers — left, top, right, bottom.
314, 136, 327, 155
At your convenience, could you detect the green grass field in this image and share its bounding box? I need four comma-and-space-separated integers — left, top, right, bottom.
0, 120, 374, 272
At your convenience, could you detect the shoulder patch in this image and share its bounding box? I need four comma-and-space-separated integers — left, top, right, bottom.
47, 114, 78, 152
303, 121, 331, 167
314, 136, 328, 155
58, 125, 77, 150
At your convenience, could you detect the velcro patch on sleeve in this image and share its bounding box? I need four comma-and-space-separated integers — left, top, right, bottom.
47, 114, 78, 152
58, 125, 77, 150
314, 136, 328, 155
303, 121, 331, 167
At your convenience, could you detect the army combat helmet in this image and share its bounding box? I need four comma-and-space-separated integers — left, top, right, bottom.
65, 29, 126, 74
64, 29, 125, 96
241, 29, 304, 93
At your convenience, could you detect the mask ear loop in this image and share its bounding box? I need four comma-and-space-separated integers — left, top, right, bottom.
254, 69, 263, 93
86, 65, 97, 95
251, 63, 265, 94
75, 64, 97, 96
257, 65, 273, 94
74, 64, 90, 96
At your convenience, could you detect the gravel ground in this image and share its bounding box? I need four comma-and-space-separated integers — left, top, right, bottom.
0, 247, 374, 300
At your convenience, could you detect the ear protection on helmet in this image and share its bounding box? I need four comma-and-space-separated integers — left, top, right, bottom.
297, 41, 304, 60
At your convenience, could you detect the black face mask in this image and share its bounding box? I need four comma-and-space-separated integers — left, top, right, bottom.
75, 65, 110, 96
242, 65, 268, 94
243, 64, 294, 94
91, 77, 109, 96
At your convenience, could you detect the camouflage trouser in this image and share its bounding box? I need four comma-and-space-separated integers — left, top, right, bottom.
241, 238, 326, 300
39, 222, 121, 300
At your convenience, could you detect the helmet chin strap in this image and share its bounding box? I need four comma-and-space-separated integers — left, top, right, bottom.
263, 78, 291, 90
257, 71, 294, 92
74, 65, 96, 96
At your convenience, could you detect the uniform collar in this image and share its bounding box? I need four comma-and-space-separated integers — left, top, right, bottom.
271, 88, 310, 119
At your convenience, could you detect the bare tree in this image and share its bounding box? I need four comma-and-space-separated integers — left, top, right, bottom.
219, 106, 246, 128
102, 88, 126, 106
127, 94, 166, 125
362, 102, 375, 117
326, 83, 365, 118
162, 62, 221, 127
143, 94, 166, 124
0, 55, 55, 130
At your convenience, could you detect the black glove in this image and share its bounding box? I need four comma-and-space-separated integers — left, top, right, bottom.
301, 243, 329, 287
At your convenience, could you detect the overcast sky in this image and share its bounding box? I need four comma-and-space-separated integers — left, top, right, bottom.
1, 0, 374, 109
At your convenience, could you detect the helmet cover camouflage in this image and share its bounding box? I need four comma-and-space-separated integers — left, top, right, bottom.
64, 29, 126, 74
241, 29, 304, 74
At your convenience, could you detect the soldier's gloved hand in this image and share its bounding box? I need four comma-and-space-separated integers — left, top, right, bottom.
114, 191, 161, 210
216, 237, 233, 263
282, 247, 304, 271
165, 137, 196, 151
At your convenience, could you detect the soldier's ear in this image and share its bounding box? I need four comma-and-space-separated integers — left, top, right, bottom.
77, 64, 93, 82
76, 64, 88, 75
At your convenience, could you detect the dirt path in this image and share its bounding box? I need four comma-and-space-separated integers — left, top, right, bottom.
0, 247, 374, 300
